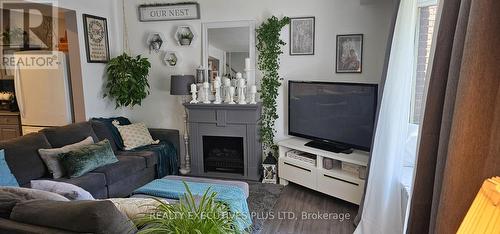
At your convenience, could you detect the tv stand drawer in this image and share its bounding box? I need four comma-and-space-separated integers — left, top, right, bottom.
278, 157, 316, 190
316, 172, 364, 205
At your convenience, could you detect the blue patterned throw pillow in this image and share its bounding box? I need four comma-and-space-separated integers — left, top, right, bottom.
0, 149, 19, 187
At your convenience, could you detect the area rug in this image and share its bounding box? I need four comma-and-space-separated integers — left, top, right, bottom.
246, 181, 284, 233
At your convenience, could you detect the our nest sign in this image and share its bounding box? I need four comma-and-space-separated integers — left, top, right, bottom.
139, 2, 200, 22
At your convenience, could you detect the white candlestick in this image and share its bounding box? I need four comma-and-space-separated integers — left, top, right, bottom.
202, 81, 211, 104
238, 78, 247, 104
249, 85, 257, 104
214, 81, 221, 104
229, 87, 236, 104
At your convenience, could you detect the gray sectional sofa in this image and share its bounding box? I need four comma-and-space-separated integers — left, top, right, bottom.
0, 121, 180, 199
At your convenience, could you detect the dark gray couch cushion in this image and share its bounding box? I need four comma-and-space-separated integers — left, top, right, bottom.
117, 150, 158, 168
0, 133, 51, 185
92, 156, 147, 185
0, 187, 69, 219
53, 172, 107, 199
90, 119, 119, 152
10, 200, 137, 234
0, 218, 78, 234
41, 122, 99, 148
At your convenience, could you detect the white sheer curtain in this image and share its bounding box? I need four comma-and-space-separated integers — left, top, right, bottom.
354, 0, 418, 233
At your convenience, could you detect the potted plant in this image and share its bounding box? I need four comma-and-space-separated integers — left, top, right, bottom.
179, 31, 194, 46
166, 54, 178, 67
104, 53, 151, 108
134, 182, 248, 233
256, 16, 290, 157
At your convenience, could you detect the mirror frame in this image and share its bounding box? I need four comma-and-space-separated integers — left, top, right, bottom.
202, 20, 256, 86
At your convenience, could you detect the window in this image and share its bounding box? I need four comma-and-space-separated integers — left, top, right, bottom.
411, 3, 438, 124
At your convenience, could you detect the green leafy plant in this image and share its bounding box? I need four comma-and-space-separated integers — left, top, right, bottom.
104, 53, 151, 108
179, 32, 194, 40
256, 16, 290, 154
134, 182, 246, 234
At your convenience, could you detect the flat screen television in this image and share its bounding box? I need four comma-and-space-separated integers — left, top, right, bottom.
288, 81, 378, 153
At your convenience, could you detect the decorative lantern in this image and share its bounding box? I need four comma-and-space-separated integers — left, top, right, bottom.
262, 153, 278, 184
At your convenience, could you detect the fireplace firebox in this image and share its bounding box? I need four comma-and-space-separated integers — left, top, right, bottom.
203, 136, 244, 174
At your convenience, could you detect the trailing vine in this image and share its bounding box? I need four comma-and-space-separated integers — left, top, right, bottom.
256, 16, 290, 154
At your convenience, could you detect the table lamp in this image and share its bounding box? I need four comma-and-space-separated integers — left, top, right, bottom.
170, 75, 195, 175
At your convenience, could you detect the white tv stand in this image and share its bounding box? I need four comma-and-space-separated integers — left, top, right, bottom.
277, 137, 369, 205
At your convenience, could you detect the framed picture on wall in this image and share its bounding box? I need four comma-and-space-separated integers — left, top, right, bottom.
289, 17, 315, 55
83, 14, 110, 63
336, 34, 363, 73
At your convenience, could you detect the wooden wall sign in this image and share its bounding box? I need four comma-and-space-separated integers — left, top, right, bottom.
139, 2, 200, 22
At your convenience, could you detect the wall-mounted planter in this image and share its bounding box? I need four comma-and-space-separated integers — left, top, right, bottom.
163, 51, 181, 67
146, 32, 166, 53
175, 26, 196, 47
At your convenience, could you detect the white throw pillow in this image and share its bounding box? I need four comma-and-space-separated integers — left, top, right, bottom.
38, 136, 95, 178
112, 121, 159, 150
30, 180, 94, 200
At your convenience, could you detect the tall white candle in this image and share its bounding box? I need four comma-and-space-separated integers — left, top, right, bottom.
245, 58, 251, 70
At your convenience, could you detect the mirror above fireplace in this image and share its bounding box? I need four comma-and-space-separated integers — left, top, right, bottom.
202, 20, 256, 86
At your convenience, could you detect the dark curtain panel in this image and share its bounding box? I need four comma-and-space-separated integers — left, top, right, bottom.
354, 0, 401, 226
407, 0, 500, 233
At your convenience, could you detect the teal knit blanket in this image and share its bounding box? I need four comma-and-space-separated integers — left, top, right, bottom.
133, 179, 251, 232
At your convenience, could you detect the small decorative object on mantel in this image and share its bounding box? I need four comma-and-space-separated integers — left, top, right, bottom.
138, 2, 200, 22
202, 81, 211, 104
289, 17, 315, 56
190, 83, 198, 104
262, 152, 278, 184
336, 34, 363, 73
228, 87, 236, 104
175, 26, 196, 46
83, 14, 110, 63
146, 32, 165, 53
249, 85, 257, 104
196, 66, 206, 83
237, 77, 247, 105
213, 77, 222, 104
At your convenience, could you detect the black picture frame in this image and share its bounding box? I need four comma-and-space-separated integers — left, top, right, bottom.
289, 17, 315, 56
336, 34, 363, 73
83, 14, 110, 63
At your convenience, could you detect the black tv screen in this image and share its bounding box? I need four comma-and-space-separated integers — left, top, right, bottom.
288, 81, 378, 151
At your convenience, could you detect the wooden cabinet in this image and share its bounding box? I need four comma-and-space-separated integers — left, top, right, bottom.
0, 112, 21, 141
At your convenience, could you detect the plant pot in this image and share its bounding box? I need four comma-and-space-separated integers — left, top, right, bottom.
180, 38, 191, 46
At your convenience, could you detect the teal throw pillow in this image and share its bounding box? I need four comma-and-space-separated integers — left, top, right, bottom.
59, 140, 118, 178
0, 149, 19, 187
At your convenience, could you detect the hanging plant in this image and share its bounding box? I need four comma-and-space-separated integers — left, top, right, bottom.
104, 53, 151, 108
256, 16, 290, 155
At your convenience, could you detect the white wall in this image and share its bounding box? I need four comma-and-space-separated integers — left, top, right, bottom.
54, 0, 126, 119
47, 0, 395, 160
123, 0, 395, 143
